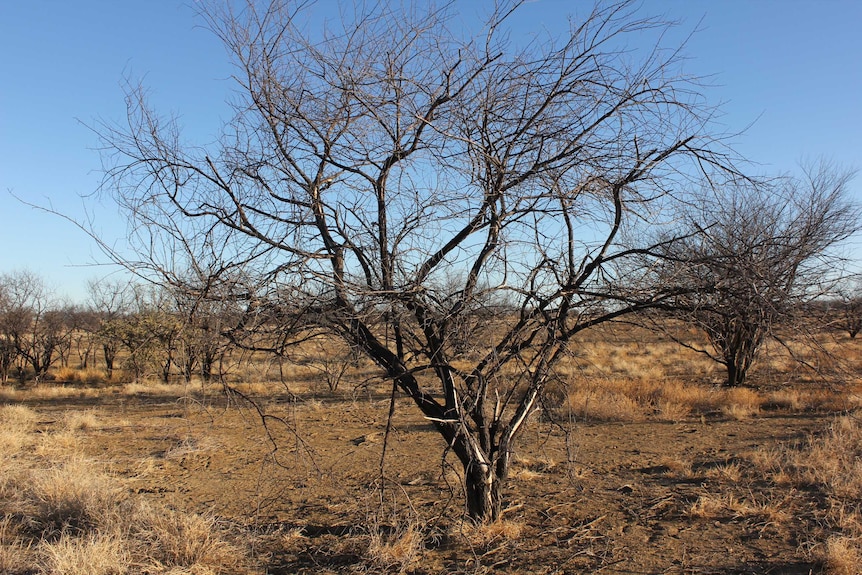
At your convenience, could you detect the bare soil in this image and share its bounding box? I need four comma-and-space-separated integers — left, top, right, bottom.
21, 389, 840, 574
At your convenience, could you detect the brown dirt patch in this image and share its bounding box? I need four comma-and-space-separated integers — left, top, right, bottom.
19, 390, 838, 574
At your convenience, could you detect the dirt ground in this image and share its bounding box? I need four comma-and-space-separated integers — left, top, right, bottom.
21, 388, 842, 574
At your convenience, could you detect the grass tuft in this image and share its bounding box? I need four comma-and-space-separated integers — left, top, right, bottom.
38, 532, 129, 575
28, 457, 127, 534
366, 520, 424, 574
822, 535, 862, 575
134, 502, 247, 573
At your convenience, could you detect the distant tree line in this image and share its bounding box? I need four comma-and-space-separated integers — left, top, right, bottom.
0, 273, 238, 385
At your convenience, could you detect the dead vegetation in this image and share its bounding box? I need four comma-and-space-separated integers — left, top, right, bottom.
0, 404, 259, 575
2, 325, 862, 573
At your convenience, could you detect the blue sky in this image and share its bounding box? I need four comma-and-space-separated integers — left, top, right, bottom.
1, 0, 860, 302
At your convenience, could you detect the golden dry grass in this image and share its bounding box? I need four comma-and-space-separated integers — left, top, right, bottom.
0, 514, 29, 575
133, 502, 249, 574
366, 520, 425, 574
0, 402, 261, 575
28, 457, 128, 534
687, 493, 790, 524
61, 409, 102, 432
823, 536, 862, 575
747, 412, 862, 572
39, 532, 130, 575
53, 367, 107, 386
0, 404, 38, 459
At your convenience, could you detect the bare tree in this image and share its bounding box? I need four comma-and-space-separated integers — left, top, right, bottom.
0, 281, 20, 384
96, 0, 737, 521
834, 278, 862, 339
651, 164, 859, 387
168, 281, 237, 384
88, 278, 135, 380
0, 271, 68, 383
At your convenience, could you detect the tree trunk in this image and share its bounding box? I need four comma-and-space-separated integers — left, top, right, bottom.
725, 358, 741, 387
103, 344, 115, 380
464, 459, 504, 523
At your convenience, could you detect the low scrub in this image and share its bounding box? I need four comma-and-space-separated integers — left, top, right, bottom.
52, 367, 107, 386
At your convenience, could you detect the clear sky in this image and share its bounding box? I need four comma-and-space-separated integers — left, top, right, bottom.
1, 0, 861, 303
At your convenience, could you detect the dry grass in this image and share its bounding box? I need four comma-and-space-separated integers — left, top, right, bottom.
721, 387, 763, 420
0, 404, 38, 458
700, 461, 744, 483
39, 532, 130, 575
34, 429, 81, 458
765, 415, 862, 500
0, 514, 29, 575
687, 493, 790, 524
822, 535, 862, 575
28, 457, 128, 534
459, 518, 525, 549
134, 502, 248, 574
366, 520, 424, 574
747, 412, 862, 572
0, 404, 261, 575
53, 367, 107, 386
566, 381, 647, 422
62, 410, 102, 432
565, 376, 769, 423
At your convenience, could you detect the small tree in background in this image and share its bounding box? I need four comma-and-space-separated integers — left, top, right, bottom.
834, 278, 862, 339
0, 270, 70, 383
88, 278, 135, 380
652, 163, 859, 387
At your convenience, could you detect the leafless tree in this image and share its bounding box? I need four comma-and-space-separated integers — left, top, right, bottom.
96, 0, 738, 521
650, 164, 859, 387
167, 279, 239, 384
0, 281, 19, 384
88, 278, 136, 379
833, 278, 862, 339
0, 270, 68, 383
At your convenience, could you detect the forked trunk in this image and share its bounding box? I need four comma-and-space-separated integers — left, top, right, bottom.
458, 437, 513, 523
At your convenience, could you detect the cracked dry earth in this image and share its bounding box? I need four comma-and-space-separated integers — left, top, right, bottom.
27, 391, 836, 574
